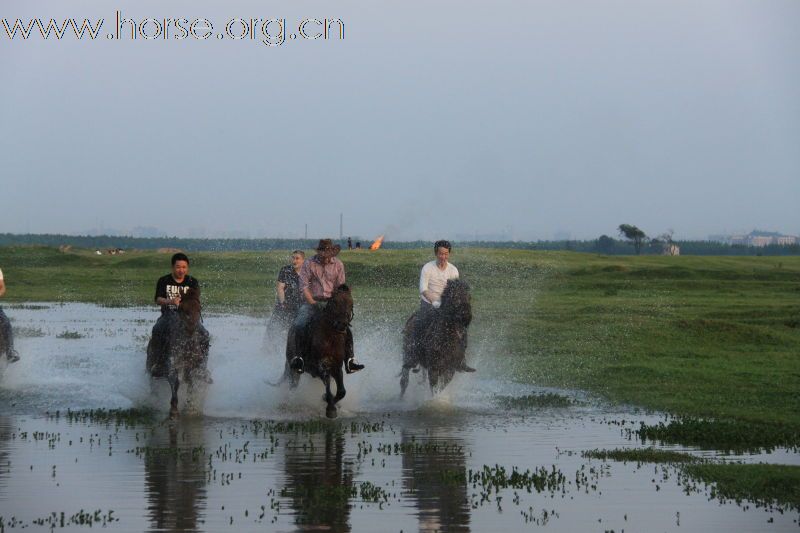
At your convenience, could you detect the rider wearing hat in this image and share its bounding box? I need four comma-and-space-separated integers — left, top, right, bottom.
289, 239, 365, 374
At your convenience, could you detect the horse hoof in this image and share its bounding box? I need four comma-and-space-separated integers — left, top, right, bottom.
326, 407, 337, 419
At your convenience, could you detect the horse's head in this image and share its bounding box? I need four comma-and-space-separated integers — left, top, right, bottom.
440, 279, 472, 326
178, 288, 202, 331
324, 284, 354, 333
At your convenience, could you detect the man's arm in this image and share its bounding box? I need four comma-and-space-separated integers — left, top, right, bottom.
154, 277, 179, 307
303, 287, 315, 305
419, 264, 435, 303
276, 282, 286, 304
0, 279, 6, 298
299, 261, 316, 304
335, 259, 345, 287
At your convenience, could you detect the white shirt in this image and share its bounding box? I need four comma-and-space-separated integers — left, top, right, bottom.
419, 260, 459, 303
0, 268, 3, 280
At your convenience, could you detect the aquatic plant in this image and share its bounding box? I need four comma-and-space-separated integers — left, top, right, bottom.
634, 418, 800, 453
682, 463, 800, 511
582, 447, 700, 464
56, 330, 83, 339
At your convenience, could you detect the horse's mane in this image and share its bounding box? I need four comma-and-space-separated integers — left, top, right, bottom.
178, 288, 202, 333
439, 279, 472, 326
323, 284, 353, 328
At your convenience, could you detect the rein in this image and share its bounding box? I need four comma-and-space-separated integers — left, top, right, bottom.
329, 309, 353, 334
321, 301, 353, 334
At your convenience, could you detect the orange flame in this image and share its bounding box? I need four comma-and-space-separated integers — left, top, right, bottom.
369, 235, 384, 250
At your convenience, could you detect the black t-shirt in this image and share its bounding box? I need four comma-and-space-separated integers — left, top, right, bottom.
277, 265, 302, 311
155, 274, 199, 313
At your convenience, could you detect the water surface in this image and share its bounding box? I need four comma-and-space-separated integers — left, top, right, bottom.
0, 304, 797, 532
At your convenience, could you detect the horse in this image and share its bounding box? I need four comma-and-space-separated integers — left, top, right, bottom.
0, 307, 19, 364
400, 279, 473, 397
282, 284, 354, 419
146, 289, 211, 416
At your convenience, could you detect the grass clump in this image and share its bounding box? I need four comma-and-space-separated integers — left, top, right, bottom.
683, 463, 800, 511
582, 447, 699, 463
496, 393, 573, 409
56, 330, 83, 339
635, 418, 800, 453
13, 326, 45, 338
59, 408, 159, 428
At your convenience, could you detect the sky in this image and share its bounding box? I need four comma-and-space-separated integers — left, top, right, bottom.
1, 0, 798, 241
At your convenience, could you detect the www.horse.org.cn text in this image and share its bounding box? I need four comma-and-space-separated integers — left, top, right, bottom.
2, 11, 345, 47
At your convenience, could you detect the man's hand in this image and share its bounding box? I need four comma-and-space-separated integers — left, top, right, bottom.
303, 288, 316, 305
432, 300, 441, 309
171, 296, 182, 307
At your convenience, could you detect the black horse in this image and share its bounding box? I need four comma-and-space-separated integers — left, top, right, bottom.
146, 289, 211, 416
400, 279, 473, 396
282, 284, 354, 419
0, 307, 19, 364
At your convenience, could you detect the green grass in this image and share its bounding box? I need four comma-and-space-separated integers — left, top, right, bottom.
2, 245, 799, 438
582, 447, 699, 463
683, 463, 800, 511
582, 448, 800, 510
635, 419, 800, 453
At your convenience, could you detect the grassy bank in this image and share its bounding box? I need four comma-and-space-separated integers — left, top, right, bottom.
1, 246, 799, 433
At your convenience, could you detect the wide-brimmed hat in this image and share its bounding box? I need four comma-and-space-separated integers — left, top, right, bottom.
316, 239, 341, 255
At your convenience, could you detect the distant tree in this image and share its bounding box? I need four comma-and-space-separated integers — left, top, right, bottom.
596, 235, 615, 254
618, 224, 647, 255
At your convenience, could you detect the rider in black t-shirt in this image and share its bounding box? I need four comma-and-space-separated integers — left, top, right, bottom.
147, 252, 201, 375
154, 252, 199, 313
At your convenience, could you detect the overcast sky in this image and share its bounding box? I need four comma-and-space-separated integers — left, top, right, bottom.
1, 0, 798, 241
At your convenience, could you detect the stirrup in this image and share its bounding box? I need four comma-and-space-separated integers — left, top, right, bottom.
345, 358, 364, 374
7, 350, 20, 364
290, 356, 305, 373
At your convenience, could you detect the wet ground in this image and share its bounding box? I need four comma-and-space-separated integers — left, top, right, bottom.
0, 303, 798, 532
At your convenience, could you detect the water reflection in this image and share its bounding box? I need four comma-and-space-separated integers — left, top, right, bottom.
144, 421, 208, 533
402, 430, 471, 532
0, 416, 11, 499
282, 426, 354, 532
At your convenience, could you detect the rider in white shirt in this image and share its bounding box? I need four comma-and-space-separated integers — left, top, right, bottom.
415, 240, 475, 372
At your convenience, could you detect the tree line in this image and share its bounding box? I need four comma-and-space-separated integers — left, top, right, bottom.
0, 232, 797, 256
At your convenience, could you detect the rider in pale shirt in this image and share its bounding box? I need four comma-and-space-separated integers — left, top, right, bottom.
416, 240, 475, 372
289, 239, 365, 375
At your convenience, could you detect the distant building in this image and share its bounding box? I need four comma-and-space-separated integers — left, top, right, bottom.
712, 230, 798, 247
776, 235, 798, 246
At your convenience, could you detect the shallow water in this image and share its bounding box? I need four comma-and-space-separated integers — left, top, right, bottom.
0, 303, 798, 532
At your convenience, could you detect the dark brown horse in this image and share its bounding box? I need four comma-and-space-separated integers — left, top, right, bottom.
0, 307, 19, 364
400, 279, 473, 396
283, 284, 354, 418
147, 289, 211, 416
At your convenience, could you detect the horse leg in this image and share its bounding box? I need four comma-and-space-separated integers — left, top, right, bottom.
428, 369, 439, 395
169, 375, 180, 417
323, 374, 337, 419
400, 367, 410, 398
332, 366, 346, 404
